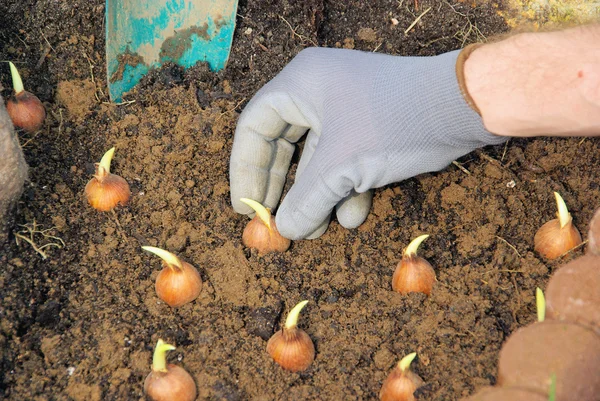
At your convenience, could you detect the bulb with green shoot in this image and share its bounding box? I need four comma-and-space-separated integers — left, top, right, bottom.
240, 198, 290, 254
379, 352, 424, 401
6, 61, 46, 133
266, 300, 315, 372
142, 246, 202, 308
144, 339, 197, 401
392, 234, 436, 295
85, 147, 131, 211
534, 192, 582, 259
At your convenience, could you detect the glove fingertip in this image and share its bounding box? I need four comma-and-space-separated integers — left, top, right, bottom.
274, 210, 303, 240
305, 219, 330, 239
335, 190, 373, 229
275, 210, 330, 240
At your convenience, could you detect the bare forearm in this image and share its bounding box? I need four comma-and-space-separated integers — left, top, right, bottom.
464, 24, 600, 137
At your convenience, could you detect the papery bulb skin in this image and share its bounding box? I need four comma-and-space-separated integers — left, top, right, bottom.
6, 62, 46, 133
6, 91, 46, 133
243, 215, 290, 254
267, 300, 314, 372
155, 261, 203, 307
380, 370, 423, 401
144, 364, 197, 401
266, 326, 315, 372
534, 218, 582, 260
392, 235, 435, 295
145, 340, 197, 401
380, 354, 424, 401
84, 169, 131, 211
392, 255, 436, 295
534, 192, 582, 259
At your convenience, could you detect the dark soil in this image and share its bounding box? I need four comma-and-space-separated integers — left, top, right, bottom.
1, 1, 597, 400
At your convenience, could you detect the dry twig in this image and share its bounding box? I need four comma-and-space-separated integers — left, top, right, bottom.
39, 29, 56, 52
82, 51, 102, 103
217, 97, 247, 122
495, 236, 522, 258
103, 99, 136, 106
452, 160, 471, 175
405, 6, 432, 34
279, 15, 317, 46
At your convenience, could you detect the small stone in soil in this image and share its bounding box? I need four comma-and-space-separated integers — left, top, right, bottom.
245, 302, 283, 341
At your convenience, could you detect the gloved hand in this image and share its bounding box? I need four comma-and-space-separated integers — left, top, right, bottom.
229, 47, 506, 240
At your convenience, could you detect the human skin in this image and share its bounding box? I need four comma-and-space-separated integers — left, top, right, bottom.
0, 96, 28, 243
464, 24, 600, 137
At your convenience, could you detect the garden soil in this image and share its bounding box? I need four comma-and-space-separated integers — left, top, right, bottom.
1, 1, 599, 400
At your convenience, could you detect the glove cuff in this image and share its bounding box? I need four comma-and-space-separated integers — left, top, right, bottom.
455, 43, 483, 116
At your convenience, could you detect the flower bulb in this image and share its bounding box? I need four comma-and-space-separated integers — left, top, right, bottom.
266, 300, 315, 372
6, 61, 45, 133
142, 246, 202, 308
240, 198, 290, 254
85, 147, 130, 211
392, 235, 435, 295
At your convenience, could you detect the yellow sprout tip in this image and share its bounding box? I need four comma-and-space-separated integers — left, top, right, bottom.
285, 300, 309, 329
240, 197, 272, 229
142, 246, 183, 268
554, 192, 571, 229
398, 352, 417, 372
536, 287, 546, 322
152, 339, 176, 372
99, 147, 116, 174
404, 234, 429, 257
8, 61, 24, 94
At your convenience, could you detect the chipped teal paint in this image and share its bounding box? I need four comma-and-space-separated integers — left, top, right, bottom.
159, 15, 236, 70
106, 0, 238, 102
108, 64, 150, 104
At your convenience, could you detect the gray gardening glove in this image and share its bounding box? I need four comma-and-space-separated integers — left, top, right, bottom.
230, 47, 505, 240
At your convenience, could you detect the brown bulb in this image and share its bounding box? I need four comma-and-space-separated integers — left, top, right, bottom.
380, 353, 424, 401
156, 261, 202, 307
267, 326, 315, 372
7, 91, 46, 133
85, 168, 131, 211
144, 340, 197, 401
267, 300, 314, 372
84, 147, 131, 211
534, 219, 582, 259
534, 192, 582, 259
392, 235, 435, 295
243, 215, 290, 254
6, 61, 45, 133
240, 198, 290, 254
143, 247, 202, 307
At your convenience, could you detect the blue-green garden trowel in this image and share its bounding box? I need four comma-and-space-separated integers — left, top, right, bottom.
106, 0, 238, 102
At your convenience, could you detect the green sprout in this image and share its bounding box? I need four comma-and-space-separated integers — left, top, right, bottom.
536, 287, 546, 322
548, 373, 556, 401
398, 352, 417, 372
